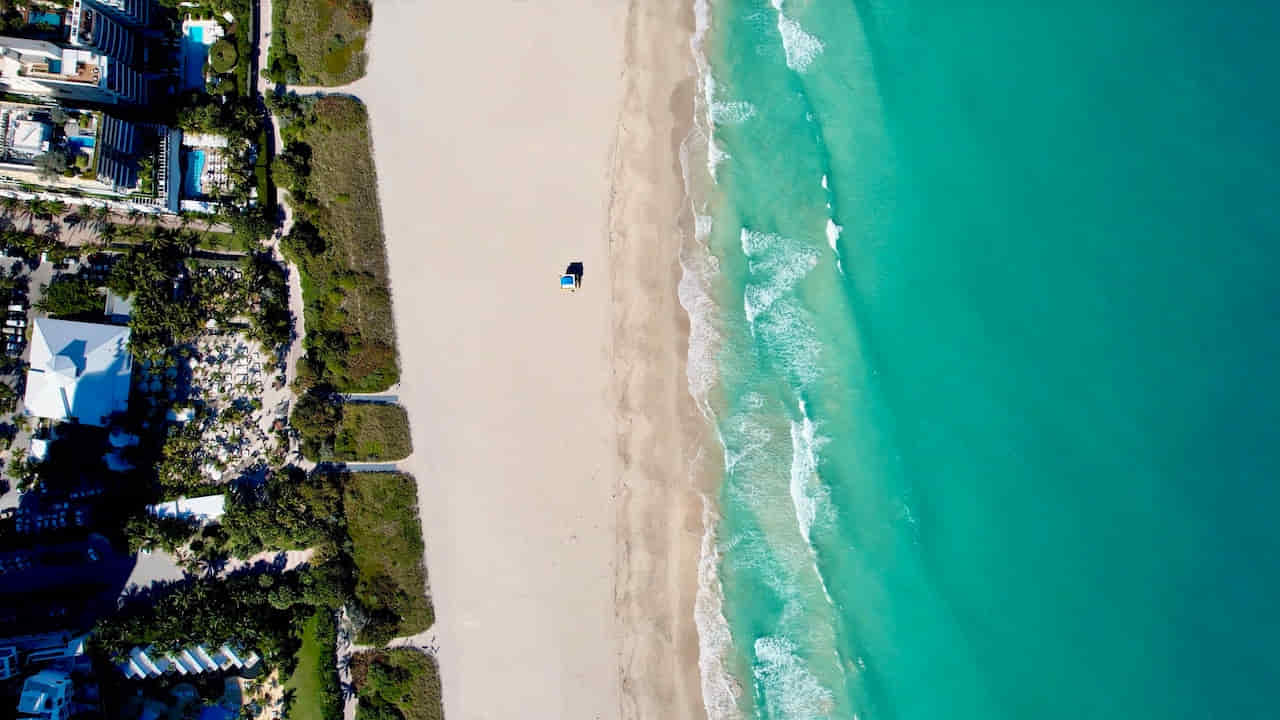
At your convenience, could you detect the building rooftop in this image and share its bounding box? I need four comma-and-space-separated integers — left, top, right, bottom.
10, 120, 50, 155
17, 669, 70, 716
23, 318, 132, 427
148, 494, 226, 524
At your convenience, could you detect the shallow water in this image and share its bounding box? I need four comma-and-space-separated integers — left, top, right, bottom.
687, 1, 1280, 718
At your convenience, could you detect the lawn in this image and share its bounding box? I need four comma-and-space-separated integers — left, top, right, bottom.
335, 403, 412, 462
282, 96, 399, 392
344, 473, 433, 644
350, 649, 443, 720
274, 0, 370, 85
194, 230, 255, 253
282, 611, 342, 720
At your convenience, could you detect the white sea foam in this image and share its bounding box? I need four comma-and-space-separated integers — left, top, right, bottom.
707, 140, 729, 178
678, 4, 722, 411
695, 498, 745, 720
826, 219, 844, 274
695, 213, 713, 240
790, 400, 839, 611
754, 297, 822, 387
824, 219, 842, 253
788, 399, 830, 545
678, 221, 721, 406
711, 100, 757, 125
723, 412, 772, 475
740, 229, 820, 324
753, 636, 837, 718
771, 1, 824, 73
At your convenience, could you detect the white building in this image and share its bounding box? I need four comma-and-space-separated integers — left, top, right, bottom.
23, 318, 132, 427
147, 494, 226, 525
9, 120, 50, 158
17, 669, 72, 720
0, 35, 146, 104
119, 643, 258, 679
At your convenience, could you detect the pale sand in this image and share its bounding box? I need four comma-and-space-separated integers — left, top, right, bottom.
361, 0, 704, 718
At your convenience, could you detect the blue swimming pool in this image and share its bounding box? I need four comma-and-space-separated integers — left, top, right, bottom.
29, 11, 61, 26
182, 150, 205, 197
180, 27, 208, 91
68, 136, 95, 151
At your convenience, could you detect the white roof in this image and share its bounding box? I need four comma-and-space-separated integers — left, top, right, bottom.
23, 318, 131, 426
11, 120, 49, 154
104, 290, 134, 318
148, 494, 226, 523
28, 437, 49, 461
181, 132, 228, 148
18, 669, 69, 714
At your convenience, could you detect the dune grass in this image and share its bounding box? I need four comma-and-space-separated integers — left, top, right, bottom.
351, 649, 443, 720
335, 403, 412, 462
344, 473, 433, 644
274, 0, 370, 85
282, 96, 399, 393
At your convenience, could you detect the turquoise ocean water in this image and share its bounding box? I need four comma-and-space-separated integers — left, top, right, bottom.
684, 2, 1280, 718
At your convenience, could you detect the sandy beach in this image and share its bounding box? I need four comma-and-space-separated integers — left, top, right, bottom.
361, 0, 704, 718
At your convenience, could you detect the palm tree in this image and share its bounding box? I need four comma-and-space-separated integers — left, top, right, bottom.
0, 195, 18, 218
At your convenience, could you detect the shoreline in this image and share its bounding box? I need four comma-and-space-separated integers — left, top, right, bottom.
610, 0, 712, 719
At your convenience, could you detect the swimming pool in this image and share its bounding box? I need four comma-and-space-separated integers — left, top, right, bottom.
28, 11, 60, 26
182, 150, 205, 197
68, 136, 95, 151
181, 27, 209, 91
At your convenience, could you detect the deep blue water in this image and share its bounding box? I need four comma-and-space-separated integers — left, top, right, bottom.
690, 2, 1280, 718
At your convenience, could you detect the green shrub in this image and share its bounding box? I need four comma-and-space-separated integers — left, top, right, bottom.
275, 0, 370, 85
344, 473, 432, 644
281, 97, 399, 392
209, 38, 238, 74
351, 649, 443, 720
336, 404, 412, 462
36, 276, 102, 319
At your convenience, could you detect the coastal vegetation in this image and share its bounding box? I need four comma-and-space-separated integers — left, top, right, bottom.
351, 649, 444, 720
219, 467, 347, 558
172, 468, 430, 646
35, 276, 103, 319
293, 396, 412, 462
93, 566, 347, 662
268, 0, 371, 85
344, 472, 433, 644
336, 404, 412, 461
283, 610, 344, 720
277, 96, 399, 392
208, 38, 238, 74
106, 228, 291, 361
